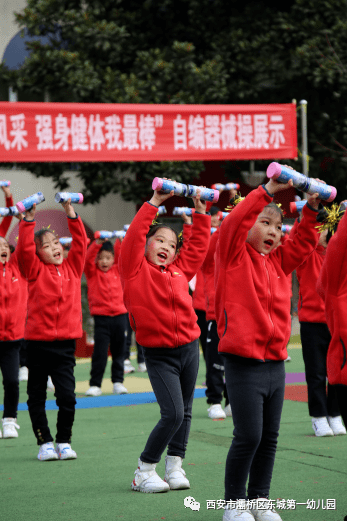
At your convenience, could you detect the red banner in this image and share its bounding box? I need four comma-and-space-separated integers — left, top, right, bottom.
0, 102, 297, 162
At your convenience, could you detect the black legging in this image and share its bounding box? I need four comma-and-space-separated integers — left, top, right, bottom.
140, 340, 199, 463
223, 356, 285, 501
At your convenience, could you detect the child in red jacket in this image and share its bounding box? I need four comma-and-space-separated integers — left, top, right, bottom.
317, 203, 347, 429
215, 173, 321, 521
16, 198, 87, 462
118, 183, 210, 494
84, 238, 128, 397
290, 218, 345, 437
0, 232, 27, 439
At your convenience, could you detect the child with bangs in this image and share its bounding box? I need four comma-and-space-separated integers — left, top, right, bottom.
84, 237, 128, 397
215, 171, 323, 521
118, 182, 210, 494
16, 198, 87, 462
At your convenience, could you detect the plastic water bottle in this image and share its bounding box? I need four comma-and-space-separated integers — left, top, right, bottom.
123, 224, 130, 231
173, 207, 195, 216
8, 206, 20, 216
186, 184, 219, 202
266, 163, 336, 202
59, 237, 73, 245
0, 207, 10, 217
0, 180, 11, 187
281, 224, 293, 234
94, 230, 115, 239
290, 200, 307, 213
152, 178, 188, 197
340, 202, 347, 211
152, 178, 219, 203
16, 192, 45, 213
55, 192, 84, 204
157, 205, 167, 215
211, 183, 240, 191
114, 230, 126, 239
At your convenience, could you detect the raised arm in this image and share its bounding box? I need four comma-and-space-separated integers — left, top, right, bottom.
174, 212, 211, 280
218, 185, 273, 268
0, 186, 13, 237
118, 202, 159, 280
65, 215, 88, 278
16, 219, 41, 281
84, 239, 100, 278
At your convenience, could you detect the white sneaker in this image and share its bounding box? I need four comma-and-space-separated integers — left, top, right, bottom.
85, 386, 102, 397
19, 366, 29, 381
164, 455, 190, 490
250, 506, 282, 520
124, 359, 135, 374
285, 355, 291, 362
312, 417, 334, 436
223, 508, 255, 520
2, 418, 20, 438
137, 362, 147, 372
56, 443, 77, 460
327, 415, 347, 435
113, 382, 128, 394
132, 458, 170, 493
224, 404, 232, 417
38, 442, 59, 461
208, 404, 226, 420
47, 376, 55, 391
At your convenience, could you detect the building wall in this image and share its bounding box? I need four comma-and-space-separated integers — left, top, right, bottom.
0, 0, 137, 237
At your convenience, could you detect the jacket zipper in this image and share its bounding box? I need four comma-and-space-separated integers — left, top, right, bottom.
263, 256, 275, 359
163, 267, 179, 347
55, 266, 62, 338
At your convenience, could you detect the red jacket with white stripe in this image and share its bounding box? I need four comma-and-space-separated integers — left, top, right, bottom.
118, 202, 210, 348
317, 210, 347, 385
215, 185, 319, 361
84, 239, 127, 316
0, 195, 14, 238
0, 249, 28, 342
289, 220, 326, 323
16, 215, 87, 341
201, 227, 220, 321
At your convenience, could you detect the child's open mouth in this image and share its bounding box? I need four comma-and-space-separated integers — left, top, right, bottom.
53, 252, 61, 259
1, 252, 7, 260
264, 239, 273, 249
157, 252, 167, 261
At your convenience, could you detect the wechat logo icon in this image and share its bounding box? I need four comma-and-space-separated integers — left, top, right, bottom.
184, 496, 201, 511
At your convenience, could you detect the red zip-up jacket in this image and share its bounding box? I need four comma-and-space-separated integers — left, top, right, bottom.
289, 220, 326, 323
118, 202, 210, 348
201, 227, 220, 321
0, 195, 14, 238
16, 215, 87, 341
84, 239, 127, 316
317, 210, 347, 385
215, 185, 319, 361
0, 249, 28, 341
192, 269, 207, 312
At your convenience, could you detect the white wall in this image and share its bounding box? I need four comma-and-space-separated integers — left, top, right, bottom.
0, 167, 137, 237
0, 0, 27, 62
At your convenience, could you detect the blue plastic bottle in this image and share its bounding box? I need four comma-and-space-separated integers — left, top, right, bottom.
16, 192, 45, 213
55, 192, 84, 204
